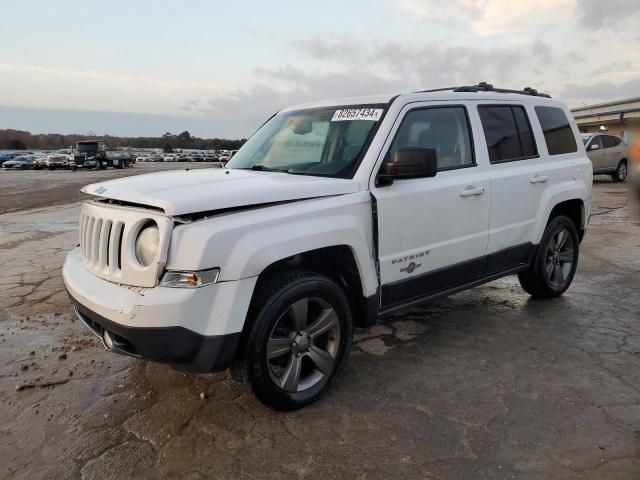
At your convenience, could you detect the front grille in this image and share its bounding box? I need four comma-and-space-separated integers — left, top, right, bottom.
77, 201, 171, 287
79, 212, 125, 275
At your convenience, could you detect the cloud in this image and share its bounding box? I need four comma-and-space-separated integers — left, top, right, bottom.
397, 0, 573, 35
192, 37, 560, 136
577, 0, 640, 29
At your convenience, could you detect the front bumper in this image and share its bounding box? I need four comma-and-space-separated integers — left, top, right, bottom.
69, 297, 240, 371
63, 247, 256, 371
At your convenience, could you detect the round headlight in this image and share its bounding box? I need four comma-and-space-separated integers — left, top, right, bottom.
135, 223, 159, 267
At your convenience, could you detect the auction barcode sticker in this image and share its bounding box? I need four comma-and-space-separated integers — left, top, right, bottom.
332, 108, 384, 122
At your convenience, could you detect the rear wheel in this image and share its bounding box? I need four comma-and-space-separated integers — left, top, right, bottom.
233, 270, 352, 411
518, 216, 579, 299
612, 160, 627, 182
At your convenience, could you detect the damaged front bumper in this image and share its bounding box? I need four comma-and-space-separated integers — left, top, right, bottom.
62, 247, 255, 372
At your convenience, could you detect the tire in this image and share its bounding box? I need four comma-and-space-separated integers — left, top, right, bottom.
611, 160, 627, 183
233, 270, 353, 411
518, 215, 579, 299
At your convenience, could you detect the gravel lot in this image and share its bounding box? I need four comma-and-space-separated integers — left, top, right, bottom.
1, 166, 639, 479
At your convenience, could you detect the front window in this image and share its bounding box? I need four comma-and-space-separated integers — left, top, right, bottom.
77, 143, 99, 153
226, 105, 386, 178
387, 106, 475, 170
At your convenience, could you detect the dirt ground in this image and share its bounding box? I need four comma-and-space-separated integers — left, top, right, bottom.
1, 166, 639, 479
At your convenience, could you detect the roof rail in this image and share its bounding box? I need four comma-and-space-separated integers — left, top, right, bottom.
416, 82, 551, 98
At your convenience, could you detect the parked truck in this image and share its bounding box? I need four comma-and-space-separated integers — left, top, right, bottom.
70, 141, 129, 170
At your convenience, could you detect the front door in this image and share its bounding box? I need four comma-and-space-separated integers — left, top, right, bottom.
371, 103, 491, 310
587, 135, 606, 172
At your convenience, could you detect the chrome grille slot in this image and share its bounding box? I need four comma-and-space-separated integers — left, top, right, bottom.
91, 218, 102, 266
98, 220, 112, 271
109, 221, 124, 274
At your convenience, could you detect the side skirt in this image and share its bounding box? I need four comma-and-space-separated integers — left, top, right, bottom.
378, 242, 535, 317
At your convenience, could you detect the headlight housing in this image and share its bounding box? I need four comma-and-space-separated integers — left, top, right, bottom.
160, 268, 220, 288
135, 222, 159, 267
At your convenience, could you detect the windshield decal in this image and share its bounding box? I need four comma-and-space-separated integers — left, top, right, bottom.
332, 108, 383, 122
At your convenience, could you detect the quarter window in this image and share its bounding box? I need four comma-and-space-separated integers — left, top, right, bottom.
478, 105, 538, 163
534, 106, 578, 155
387, 106, 475, 170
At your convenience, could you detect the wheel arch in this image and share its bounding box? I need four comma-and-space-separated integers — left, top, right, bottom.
250, 245, 376, 328
547, 198, 585, 242
533, 180, 590, 245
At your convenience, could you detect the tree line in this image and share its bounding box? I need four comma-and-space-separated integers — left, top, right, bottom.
0, 129, 246, 151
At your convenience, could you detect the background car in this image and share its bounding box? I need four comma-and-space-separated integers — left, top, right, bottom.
1, 155, 36, 170
0, 151, 33, 165
582, 133, 629, 182
43, 154, 70, 170
163, 154, 178, 162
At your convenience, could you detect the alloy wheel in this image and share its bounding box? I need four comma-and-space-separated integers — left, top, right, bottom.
618, 163, 627, 181
545, 228, 575, 288
266, 297, 341, 393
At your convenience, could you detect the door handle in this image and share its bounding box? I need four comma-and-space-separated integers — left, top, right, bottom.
460, 186, 485, 197
529, 174, 548, 184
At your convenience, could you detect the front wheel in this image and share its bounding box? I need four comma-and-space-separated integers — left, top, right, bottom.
233, 271, 353, 411
518, 215, 579, 299
612, 160, 627, 183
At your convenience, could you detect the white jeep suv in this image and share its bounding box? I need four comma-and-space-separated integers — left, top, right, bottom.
63, 83, 592, 410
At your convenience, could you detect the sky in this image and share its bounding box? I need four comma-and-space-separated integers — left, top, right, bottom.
1, 0, 639, 139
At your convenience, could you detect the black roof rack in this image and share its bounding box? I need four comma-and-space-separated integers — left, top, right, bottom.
416, 82, 551, 98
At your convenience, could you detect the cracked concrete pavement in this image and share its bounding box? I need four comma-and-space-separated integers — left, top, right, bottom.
1, 167, 639, 479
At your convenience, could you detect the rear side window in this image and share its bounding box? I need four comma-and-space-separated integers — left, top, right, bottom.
534, 106, 578, 155
478, 105, 538, 163
602, 136, 614, 149
603, 135, 621, 148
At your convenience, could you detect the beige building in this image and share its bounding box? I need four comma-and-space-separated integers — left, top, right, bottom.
571, 97, 640, 143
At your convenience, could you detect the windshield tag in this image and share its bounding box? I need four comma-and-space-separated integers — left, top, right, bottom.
332, 108, 383, 122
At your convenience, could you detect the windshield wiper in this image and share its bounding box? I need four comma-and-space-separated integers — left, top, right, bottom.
236, 165, 290, 173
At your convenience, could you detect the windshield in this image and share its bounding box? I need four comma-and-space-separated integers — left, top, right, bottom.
77, 143, 99, 153
226, 105, 386, 178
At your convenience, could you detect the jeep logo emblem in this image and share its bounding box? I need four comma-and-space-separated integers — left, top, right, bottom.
400, 261, 422, 274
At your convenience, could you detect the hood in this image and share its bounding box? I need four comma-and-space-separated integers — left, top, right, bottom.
81, 168, 361, 216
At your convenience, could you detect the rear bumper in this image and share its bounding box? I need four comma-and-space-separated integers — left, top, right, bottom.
69, 295, 240, 372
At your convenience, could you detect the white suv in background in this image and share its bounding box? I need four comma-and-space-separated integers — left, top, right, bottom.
582, 132, 629, 182
63, 83, 592, 410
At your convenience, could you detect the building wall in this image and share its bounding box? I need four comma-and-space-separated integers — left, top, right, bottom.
571, 97, 640, 144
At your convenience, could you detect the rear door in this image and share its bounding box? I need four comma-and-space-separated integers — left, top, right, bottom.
475, 103, 547, 271
601, 135, 617, 170
606, 135, 625, 170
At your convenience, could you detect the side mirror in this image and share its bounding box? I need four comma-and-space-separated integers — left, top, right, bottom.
377, 148, 437, 186
590, 143, 600, 151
